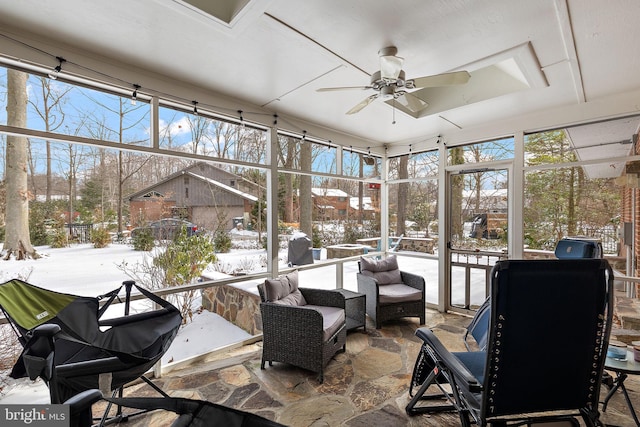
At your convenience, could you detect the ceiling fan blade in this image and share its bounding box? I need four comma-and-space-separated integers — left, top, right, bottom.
316, 85, 371, 92
346, 94, 379, 115
396, 92, 429, 112
410, 71, 471, 88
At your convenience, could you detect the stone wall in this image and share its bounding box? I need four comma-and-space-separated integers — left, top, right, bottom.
398, 237, 435, 254
326, 244, 367, 258
201, 284, 262, 335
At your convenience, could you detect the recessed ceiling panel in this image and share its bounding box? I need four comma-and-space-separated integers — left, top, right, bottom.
176, 0, 252, 25
386, 43, 546, 119
389, 60, 532, 119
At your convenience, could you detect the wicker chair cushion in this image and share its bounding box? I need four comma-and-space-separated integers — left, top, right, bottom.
303, 305, 346, 341
378, 283, 423, 304
360, 255, 402, 285
264, 270, 307, 306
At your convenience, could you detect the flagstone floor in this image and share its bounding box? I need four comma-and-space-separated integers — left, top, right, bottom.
106, 310, 638, 427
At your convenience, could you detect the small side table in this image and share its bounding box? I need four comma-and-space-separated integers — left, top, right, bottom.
336, 289, 366, 332
603, 349, 640, 426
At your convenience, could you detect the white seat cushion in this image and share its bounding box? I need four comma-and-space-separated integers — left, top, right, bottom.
378, 283, 422, 304
304, 305, 345, 341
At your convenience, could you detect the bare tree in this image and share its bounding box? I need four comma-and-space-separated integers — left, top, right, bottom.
186, 115, 210, 155
4, 69, 38, 260
29, 77, 73, 202
81, 95, 150, 232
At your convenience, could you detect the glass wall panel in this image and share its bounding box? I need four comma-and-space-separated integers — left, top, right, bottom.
389, 150, 438, 179
275, 135, 337, 174
342, 149, 380, 178
524, 127, 628, 253
0, 67, 151, 146
524, 166, 620, 253
158, 105, 266, 164
277, 171, 380, 264
447, 136, 514, 166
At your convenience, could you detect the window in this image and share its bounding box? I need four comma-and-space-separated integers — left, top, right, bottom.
523, 125, 626, 253
447, 137, 514, 166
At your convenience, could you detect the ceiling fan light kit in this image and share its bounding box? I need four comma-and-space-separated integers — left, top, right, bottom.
319, 46, 471, 115
378, 46, 404, 80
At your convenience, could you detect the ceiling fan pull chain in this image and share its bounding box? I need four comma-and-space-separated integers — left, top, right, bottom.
392, 99, 396, 124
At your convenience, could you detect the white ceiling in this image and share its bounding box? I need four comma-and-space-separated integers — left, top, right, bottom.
0, 0, 640, 159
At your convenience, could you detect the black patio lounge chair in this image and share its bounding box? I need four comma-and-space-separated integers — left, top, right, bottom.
408, 295, 491, 405
257, 270, 346, 383
356, 255, 426, 329
66, 389, 285, 427
0, 279, 181, 422
406, 259, 613, 427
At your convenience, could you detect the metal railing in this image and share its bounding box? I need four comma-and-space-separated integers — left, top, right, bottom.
449, 248, 508, 312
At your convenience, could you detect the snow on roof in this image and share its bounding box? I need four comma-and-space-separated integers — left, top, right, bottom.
311, 188, 349, 197
462, 189, 507, 198
188, 172, 258, 202
349, 196, 375, 211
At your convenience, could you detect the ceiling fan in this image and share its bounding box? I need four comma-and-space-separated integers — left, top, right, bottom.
317, 46, 470, 115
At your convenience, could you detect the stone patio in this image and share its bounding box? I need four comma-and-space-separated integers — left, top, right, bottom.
99, 310, 639, 426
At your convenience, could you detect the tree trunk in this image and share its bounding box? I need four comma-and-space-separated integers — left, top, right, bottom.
299, 139, 312, 237
396, 154, 409, 236
4, 69, 38, 260
450, 147, 465, 239
284, 138, 294, 223
358, 154, 364, 224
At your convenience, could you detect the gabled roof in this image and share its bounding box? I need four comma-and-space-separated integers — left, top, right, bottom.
311, 188, 349, 198
187, 172, 258, 202
349, 196, 375, 211
127, 162, 256, 202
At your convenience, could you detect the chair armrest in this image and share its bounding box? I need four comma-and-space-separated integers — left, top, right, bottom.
400, 271, 425, 291
299, 288, 345, 309
64, 388, 103, 406
31, 323, 62, 338
64, 389, 103, 425
356, 273, 379, 299
415, 327, 483, 392
56, 357, 129, 378
356, 273, 378, 289
260, 302, 325, 338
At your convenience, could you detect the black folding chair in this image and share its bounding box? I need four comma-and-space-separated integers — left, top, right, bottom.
406, 259, 613, 427
0, 279, 182, 424
66, 389, 286, 427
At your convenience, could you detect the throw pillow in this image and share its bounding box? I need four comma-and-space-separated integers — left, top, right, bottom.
264, 270, 307, 306
360, 254, 398, 272
360, 255, 402, 285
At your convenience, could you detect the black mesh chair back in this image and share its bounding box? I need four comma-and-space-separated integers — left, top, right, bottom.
483, 259, 612, 420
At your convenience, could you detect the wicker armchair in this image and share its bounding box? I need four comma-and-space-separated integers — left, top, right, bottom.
257, 271, 346, 383
357, 255, 425, 329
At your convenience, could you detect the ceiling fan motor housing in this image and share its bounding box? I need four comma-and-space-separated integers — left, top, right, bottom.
371, 70, 407, 91
380, 85, 395, 99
